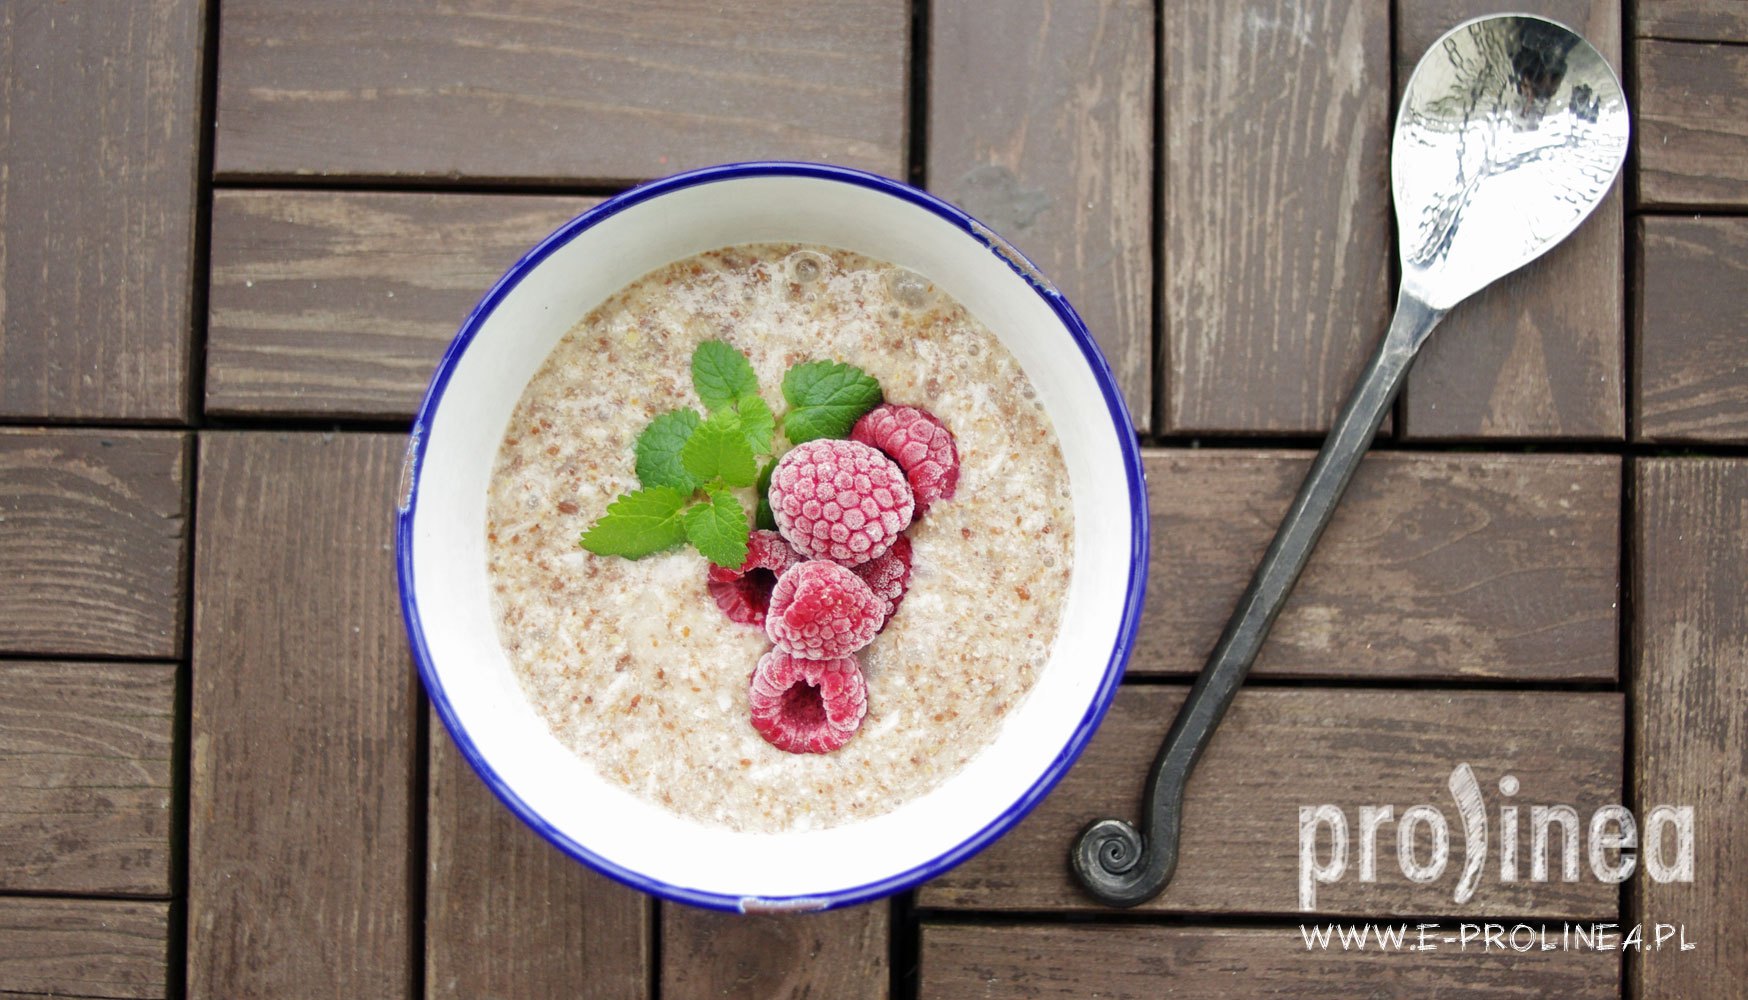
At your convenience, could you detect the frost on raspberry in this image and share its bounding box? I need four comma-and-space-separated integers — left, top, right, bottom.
850, 403, 959, 513
706, 530, 801, 627
765, 560, 883, 659
748, 650, 868, 754
769, 439, 913, 566
853, 535, 912, 630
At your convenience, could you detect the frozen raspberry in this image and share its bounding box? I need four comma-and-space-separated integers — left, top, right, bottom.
765, 560, 883, 658
850, 404, 959, 513
707, 530, 802, 627
748, 649, 868, 754
770, 439, 913, 566
853, 535, 912, 629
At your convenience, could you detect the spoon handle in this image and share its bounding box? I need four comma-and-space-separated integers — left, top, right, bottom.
1071, 289, 1446, 907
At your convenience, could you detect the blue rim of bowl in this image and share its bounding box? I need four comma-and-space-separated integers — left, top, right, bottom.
396, 161, 1149, 913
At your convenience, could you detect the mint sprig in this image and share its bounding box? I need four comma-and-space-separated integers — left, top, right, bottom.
685, 486, 752, 567
692, 340, 760, 411
781, 361, 883, 444
633, 409, 702, 491
681, 411, 758, 488
580, 487, 690, 558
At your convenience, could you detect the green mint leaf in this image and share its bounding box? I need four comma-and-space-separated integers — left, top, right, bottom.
579, 487, 689, 559
781, 361, 883, 443
734, 394, 776, 455
685, 486, 751, 568
755, 458, 778, 531
692, 340, 760, 411
633, 409, 703, 490
680, 411, 758, 488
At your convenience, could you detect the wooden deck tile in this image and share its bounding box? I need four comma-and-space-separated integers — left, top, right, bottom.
0, 898, 170, 1000
928, 0, 1154, 430
214, 1, 908, 182
1633, 459, 1748, 996
918, 687, 1623, 916
188, 433, 415, 999
1135, 450, 1619, 681
1636, 40, 1748, 208
0, 431, 190, 658
0, 0, 203, 421
1634, 217, 1748, 443
663, 904, 888, 1000
1637, 0, 1748, 42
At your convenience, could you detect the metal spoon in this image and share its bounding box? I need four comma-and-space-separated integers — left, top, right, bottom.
1071, 13, 1629, 907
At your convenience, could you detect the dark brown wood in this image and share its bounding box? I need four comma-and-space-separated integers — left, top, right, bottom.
1633, 458, 1748, 997
214, 1, 907, 182
919, 924, 1619, 999
426, 711, 651, 1000
0, 898, 170, 999
1634, 217, 1748, 443
927, 0, 1154, 431
188, 433, 416, 999
663, 904, 889, 1000
206, 191, 597, 419
1162, 0, 1392, 434
1638, 0, 1748, 42
0, 431, 190, 658
918, 687, 1623, 915
0, 661, 175, 896
0, 0, 203, 421
1636, 40, 1748, 208
1134, 450, 1619, 680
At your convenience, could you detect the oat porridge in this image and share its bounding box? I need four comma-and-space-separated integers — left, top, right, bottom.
486, 243, 1074, 833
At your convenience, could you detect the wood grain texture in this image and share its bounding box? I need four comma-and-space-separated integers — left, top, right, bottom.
1135, 450, 1620, 680
1163, 0, 1392, 434
426, 712, 651, 1000
1637, 0, 1748, 42
1397, 0, 1624, 441
0, 661, 175, 896
1636, 40, 1748, 208
0, 898, 170, 1000
0, 431, 190, 658
1633, 459, 1748, 998
215, 0, 907, 182
928, 0, 1154, 430
0, 0, 203, 420
188, 433, 415, 1000
919, 924, 1620, 999
207, 191, 596, 419
918, 687, 1623, 916
1634, 217, 1748, 443
663, 903, 888, 1000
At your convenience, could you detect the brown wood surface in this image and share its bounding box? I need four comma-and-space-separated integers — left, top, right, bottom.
1633, 458, 1748, 998
0, 0, 203, 421
1636, 40, 1748, 208
188, 433, 416, 999
1634, 217, 1748, 443
1135, 450, 1620, 680
1162, 0, 1392, 434
0, 661, 175, 896
1637, 0, 1748, 41
214, 0, 907, 182
426, 713, 651, 1000
918, 687, 1623, 916
0, 431, 190, 658
663, 904, 889, 1000
919, 924, 1619, 999
0, 898, 170, 1000
206, 191, 596, 419
927, 0, 1154, 431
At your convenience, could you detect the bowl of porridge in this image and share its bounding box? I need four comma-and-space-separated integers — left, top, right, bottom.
397, 162, 1147, 911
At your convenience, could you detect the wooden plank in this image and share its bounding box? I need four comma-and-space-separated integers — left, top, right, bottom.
188, 433, 415, 999
1636, 40, 1748, 208
0, 0, 202, 421
1638, 0, 1748, 42
663, 904, 888, 1000
426, 711, 651, 1000
214, 1, 907, 182
207, 191, 596, 419
1633, 458, 1748, 996
918, 687, 1623, 916
1397, 0, 1624, 441
919, 924, 1619, 999
1134, 450, 1619, 680
0, 661, 175, 896
1163, 0, 1392, 434
928, 0, 1154, 431
0, 431, 190, 658
0, 898, 170, 1000
1634, 217, 1748, 443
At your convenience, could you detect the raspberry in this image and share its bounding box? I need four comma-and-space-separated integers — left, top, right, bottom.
853, 535, 912, 629
748, 649, 868, 754
706, 530, 802, 627
770, 439, 913, 566
850, 404, 960, 513
765, 560, 883, 658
